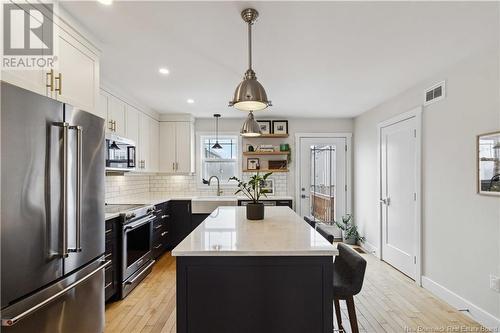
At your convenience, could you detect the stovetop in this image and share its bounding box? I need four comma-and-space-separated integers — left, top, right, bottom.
104, 204, 147, 215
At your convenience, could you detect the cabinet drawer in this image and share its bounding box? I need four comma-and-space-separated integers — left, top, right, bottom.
152, 240, 166, 259
153, 220, 166, 233
105, 239, 113, 255
153, 226, 169, 242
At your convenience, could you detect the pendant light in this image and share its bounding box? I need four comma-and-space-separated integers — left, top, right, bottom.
212, 114, 223, 149
240, 111, 262, 137
109, 141, 120, 150
229, 8, 271, 112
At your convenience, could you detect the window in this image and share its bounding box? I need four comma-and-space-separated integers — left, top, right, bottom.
199, 135, 239, 186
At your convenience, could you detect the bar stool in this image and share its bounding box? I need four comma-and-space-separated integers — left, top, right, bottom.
333, 243, 367, 333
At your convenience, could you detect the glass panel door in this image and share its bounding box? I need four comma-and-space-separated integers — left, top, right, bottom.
310, 145, 336, 223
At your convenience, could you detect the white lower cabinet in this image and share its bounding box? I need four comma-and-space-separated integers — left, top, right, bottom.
159, 121, 194, 174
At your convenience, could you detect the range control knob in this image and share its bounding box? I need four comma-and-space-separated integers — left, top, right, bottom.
126, 212, 136, 220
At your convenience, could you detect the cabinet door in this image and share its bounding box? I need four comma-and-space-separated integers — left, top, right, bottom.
150, 118, 159, 173
1, 8, 47, 96
125, 105, 140, 145
138, 113, 150, 172
96, 90, 108, 121
159, 122, 177, 173
107, 94, 126, 136
169, 201, 192, 247
55, 29, 99, 116
175, 122, 193, 173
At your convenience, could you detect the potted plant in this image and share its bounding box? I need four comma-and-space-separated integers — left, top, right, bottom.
334, 214, 365, 245
229, 172, 272, 220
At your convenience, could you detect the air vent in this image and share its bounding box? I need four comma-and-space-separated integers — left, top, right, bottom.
424, 81, 445, 105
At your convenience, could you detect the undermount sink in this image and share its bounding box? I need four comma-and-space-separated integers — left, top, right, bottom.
191, 197, 238, 214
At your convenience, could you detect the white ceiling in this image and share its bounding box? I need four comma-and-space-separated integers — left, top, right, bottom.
61, 1, 498, 118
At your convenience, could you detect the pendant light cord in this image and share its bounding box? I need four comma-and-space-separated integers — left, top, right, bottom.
216, 116, 219, 142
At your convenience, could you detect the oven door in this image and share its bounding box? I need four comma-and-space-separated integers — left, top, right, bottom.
122, 215, 154, 281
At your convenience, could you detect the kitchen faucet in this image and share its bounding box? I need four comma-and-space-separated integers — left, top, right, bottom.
203, 176, 223, 196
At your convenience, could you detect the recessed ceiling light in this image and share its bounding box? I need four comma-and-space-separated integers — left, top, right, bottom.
187, 99, 195, 104
98, 0, 113, 5
159, 67, 170, 75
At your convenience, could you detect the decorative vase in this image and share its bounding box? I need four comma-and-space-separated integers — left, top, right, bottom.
246, 202, 264, 220
343, 236, 357, 245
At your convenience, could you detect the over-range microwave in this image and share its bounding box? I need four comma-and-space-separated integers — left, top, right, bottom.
106, 134, 136, 171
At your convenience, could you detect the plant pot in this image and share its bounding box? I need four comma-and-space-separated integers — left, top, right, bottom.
343, 236, 357, 245
246, 203, 264, 220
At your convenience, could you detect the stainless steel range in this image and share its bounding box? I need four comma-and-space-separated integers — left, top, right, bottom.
105, 204, 156, 298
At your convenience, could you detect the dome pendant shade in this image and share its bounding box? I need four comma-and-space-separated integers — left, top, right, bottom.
240, 111, 262, 137
231, 70, 270, 111
229, 8, 271, 111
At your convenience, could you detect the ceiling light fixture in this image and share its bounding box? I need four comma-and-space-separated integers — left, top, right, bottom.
229, 8, 271, 112
187, 99, 195, 104
212, 114, 223, 149
240, 111, 262, 137
159, 67, 170, 75
97, 0, 113, 5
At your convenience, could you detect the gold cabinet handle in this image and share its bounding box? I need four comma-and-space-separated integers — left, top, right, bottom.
46, 69, 54, 91
108, 120, 113, 131
55, 72, 62, 95
112, 120, 116, 132
172, 162, 175, 171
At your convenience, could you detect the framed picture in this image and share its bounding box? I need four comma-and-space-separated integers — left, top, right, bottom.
260, 179, 274, 195
257, 120, 271, 134
477, 131, 500, 196
272, 120, 288, 135
247, 158, 260, 170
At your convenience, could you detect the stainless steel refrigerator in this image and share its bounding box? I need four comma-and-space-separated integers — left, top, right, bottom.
1, 82, 108, 333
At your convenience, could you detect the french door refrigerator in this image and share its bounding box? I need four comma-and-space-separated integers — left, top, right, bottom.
1, 82, 108, 333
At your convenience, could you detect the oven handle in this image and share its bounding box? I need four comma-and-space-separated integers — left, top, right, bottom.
124, 260, 155, 285
124, 216, 155, 231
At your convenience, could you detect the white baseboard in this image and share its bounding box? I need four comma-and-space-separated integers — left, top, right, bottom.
360, 240, 379, 258
421, 276, 500, 330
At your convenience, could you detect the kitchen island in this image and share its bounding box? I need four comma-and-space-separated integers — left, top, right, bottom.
172, 206, 338, 333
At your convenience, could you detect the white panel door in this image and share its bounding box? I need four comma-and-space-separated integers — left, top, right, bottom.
175, 122, 192, 173
125, 105, 140, 144
298, 137, 346, 238
381, 116, 417, 279
139, 113, 150, 172
149, 118, 159, 173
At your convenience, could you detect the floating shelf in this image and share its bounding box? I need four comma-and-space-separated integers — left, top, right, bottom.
243, 151, 290, 156
242, 168, 289, 173
243, 134, 289, 138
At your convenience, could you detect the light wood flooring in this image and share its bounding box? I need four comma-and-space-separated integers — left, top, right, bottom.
104, 249, 486, 333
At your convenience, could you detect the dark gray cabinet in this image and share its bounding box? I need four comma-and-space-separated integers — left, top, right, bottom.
167, 200, 192, 250
152, 202, 170, 259
105, 217, 119, 302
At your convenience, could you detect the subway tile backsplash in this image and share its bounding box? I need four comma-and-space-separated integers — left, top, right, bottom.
105, 173, 289, 203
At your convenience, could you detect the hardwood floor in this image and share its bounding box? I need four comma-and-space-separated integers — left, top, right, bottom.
104, 249, 485, 333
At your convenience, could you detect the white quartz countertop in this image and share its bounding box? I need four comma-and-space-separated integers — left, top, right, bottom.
172, 206, 338, 257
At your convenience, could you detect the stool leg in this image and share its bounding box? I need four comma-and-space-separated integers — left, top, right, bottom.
334, 298, 343, 332
345, 296, 359, 333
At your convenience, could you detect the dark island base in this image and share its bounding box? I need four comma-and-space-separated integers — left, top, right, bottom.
176, 256, 333, 333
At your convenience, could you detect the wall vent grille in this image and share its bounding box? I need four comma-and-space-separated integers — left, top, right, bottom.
424, 81, 445, 105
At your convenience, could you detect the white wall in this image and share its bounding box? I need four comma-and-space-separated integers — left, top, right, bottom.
195, 117, 353, 199
354, 45, 500, 323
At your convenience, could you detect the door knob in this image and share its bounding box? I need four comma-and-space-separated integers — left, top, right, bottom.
301, 194, 307, 199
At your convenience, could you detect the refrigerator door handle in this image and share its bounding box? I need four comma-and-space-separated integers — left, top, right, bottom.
1, 260, 110, 327
69, 125, 83, 252
53, 122, 69, 258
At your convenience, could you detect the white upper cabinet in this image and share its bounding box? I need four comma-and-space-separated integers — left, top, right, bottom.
150, 118, 160, 173
1, 5, 100, 117
159, 122, 177, 173
138, 113, 151, 172
125, 105, 140, 145
106, 94, 126, 137
53, 29, 99, 114
159, 121, 194, 174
